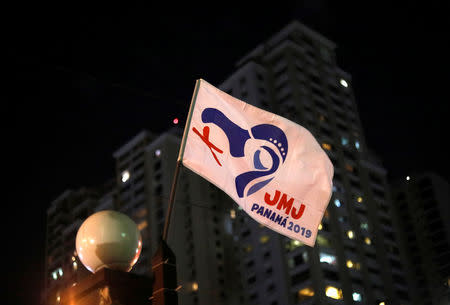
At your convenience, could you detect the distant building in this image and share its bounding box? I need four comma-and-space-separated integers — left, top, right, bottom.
43, 20, 414, 305
391, 173, 450, 305
43, 182, 115, 305
112, 128, 241, 305
219, 20, 411, 305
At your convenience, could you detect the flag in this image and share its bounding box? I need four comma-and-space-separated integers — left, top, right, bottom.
179, 79, 334, 246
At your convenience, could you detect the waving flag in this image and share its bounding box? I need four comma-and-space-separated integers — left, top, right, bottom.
178, 79, 333, 246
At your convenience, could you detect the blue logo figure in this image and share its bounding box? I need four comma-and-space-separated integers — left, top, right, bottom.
201, 108, 288, 198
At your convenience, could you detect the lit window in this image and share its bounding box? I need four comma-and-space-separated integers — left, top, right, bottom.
318, 223, 323, 230
352, 292, 362, 302
341, 137, 349, 146
302, 252, 309, 263
121, 170, 130, 183
355, 141, 360, 150
357, 196, 363, 203
379, 302, 386, 305
73, 261, 78, 270
192, 282, 198, 291
325, 286, 343, 300
71, 256, 76, 262
155, 149, 161, 157
260, 235, 270, 244
346, 260, 354, 268
298, 287, 314, 301
137, 220, 148, 231
364, 237, 372, 245
347, 230, 355, 239
58, 268, 63, 277
317, 235, 331, 247
322, 143, 332, 151
406, 175, 410, 181
134, 207, 148, 218
334, 199, 341, 207
345, 164, 354, 172
52, 272, 57, 280
319, 252, 337, 265
230, 209, 236, 219
346, 260, 360, 270
340, 79, 348, 88
286, 239, 304, 251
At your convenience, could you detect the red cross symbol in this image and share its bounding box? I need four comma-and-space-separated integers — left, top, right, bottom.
192, 126, 223, 166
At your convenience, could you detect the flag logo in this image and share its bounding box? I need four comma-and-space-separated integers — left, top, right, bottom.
192, 107, 289, 198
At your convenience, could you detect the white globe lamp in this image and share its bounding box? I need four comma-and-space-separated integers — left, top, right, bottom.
75, 210, 142, 273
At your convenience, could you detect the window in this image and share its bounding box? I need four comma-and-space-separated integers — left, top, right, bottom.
121, 170, 130, 183
319, 252, 337, 265
137, 220, 148, 231
346, 260, 361, 270
317, 235, 331, 247
347, 230, 355, 239
297, 287, 314, 302
340, 79, 348, 88
286, 239, 304, 251
325, 286, 343, 300
260, 235, 270, 244
292, 269, 310, 285
322, 143, 332, 151
244, 245, 252, 253
248, 275, 256, 284
334, 199, 341, 207
345, 163, 354, 172
323, 270, 339, 281
352, 292, 362, 302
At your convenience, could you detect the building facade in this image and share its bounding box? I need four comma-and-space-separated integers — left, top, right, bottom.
219, 20, 411, 305
391, 173, 450, 305
43, 182, 115, 305
112, 128, 242, 305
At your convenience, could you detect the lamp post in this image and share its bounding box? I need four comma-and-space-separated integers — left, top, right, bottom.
60, 210, 153, 305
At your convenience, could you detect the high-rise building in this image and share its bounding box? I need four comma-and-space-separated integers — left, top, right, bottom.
44, 20, 413, 305
391, 172, 450, 305
218, 20, 411, 305
43, 182, 115, 305
112, 128, 241, 305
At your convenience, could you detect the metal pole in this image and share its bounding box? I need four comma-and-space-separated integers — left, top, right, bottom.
162, 159, 182, 241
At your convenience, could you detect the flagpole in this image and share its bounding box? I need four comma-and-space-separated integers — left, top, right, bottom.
162, 79, 201, 241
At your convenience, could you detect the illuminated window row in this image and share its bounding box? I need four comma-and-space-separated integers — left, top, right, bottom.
51, 267, 63, 280
322, 140, 360, 151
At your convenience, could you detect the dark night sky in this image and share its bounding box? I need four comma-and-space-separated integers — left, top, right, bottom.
5, 2, 450, 305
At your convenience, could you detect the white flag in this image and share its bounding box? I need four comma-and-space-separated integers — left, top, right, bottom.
179, 79, 334, 246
